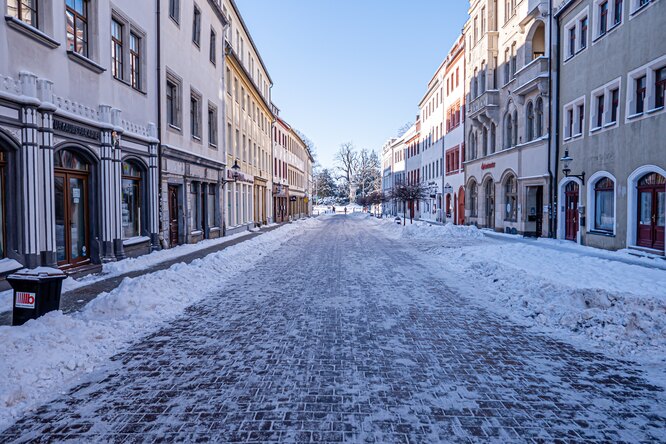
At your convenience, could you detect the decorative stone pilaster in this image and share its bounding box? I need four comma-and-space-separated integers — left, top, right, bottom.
36, 78, 57, 267
111, 108, 125, 261
98, 105, 117, 263
18, 72, 42, 268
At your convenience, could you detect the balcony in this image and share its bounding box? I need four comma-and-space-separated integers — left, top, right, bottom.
467, 90, 499, 122
513, 56, 548, 97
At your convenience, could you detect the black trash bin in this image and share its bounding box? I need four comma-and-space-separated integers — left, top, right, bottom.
6, 267, 67, 326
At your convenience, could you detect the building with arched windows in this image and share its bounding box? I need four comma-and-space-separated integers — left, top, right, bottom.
463, 0, 552, 237
554, 0, 666, 254
0, 0, 160, 277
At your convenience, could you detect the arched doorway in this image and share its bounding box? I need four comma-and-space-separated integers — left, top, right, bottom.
564, 181, 579, 241
54, 149, 91, 266
0, 151, 6, 258
458, 187, 465, 225
121, 161, 144, 239
484, 178, 495, 229
637, 172, 665, 250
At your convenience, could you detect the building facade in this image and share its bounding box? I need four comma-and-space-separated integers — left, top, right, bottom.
554, 0, 666, 254
1, 0, 159, 275
223, 0, 273, 233
464, 0, 552, 237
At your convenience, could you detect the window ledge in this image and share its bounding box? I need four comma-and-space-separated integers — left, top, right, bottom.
190, 230, 203, 236
210, 227, 221, 232
209, 143, 218, 149
590, 126, 602, 133
123, 236, 150, 246
630, 3, 650, 17
168, 124, 182, 132
646, 106, 664, 115
627, 112, 644, 120
67, 50, 105, 74
587, 230, 615, 237
5, 16, 60, 49
192, 135, 202, 142
603, 121, 618, 128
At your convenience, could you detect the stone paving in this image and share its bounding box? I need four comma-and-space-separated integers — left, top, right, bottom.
1, 216, 665, 443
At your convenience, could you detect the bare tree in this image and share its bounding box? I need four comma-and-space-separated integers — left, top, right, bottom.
334, 142, 358, 201
391, 182, 429, 225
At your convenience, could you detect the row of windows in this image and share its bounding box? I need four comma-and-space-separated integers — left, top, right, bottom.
445, 146, 463, 175
466, 173, 518, 222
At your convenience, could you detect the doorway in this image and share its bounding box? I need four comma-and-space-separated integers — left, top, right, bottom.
54, 149, 90, 267
637, 173, 665, 250
168, 185, 180, 247
458, 187, 465, 225
565, 181, 579, 241
526, 186, 544, 237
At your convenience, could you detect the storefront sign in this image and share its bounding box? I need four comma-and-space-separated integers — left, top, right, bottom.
53, 119, 100, 141
15, 292, 35, 309
481, 162, 496, 170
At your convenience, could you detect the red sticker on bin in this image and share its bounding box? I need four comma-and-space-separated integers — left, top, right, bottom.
15, 292, 36, 309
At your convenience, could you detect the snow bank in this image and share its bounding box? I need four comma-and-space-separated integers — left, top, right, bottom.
0, 218, 319, 429
369, 218, 666, 379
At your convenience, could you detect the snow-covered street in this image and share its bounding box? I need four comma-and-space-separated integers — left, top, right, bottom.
1, 215, 665, 443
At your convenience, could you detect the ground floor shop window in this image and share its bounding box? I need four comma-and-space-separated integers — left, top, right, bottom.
235, 185, 240, 226
468, 181, 478, 217
0, 151, 5, 257
594, 177, 614, 232
121, 161, 142, 238
207, 184, 216, 228
504, 175, 517, 221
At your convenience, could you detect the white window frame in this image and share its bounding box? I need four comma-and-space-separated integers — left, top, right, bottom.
629, 0, 655, 18
563, 7, 590, 63
591, 0, 624, 43
589, 77, 621, 134
563, 95, 586, 141
586, 171, 617, 235
625, 54, 666, 123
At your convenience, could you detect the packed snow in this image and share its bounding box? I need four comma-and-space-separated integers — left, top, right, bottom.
368, 215, 666, 385
0, 218, 319, 430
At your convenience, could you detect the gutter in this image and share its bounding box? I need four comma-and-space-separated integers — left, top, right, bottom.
156, 0, 163, 243
547, 0, 555, 238
552, 0, 562, 239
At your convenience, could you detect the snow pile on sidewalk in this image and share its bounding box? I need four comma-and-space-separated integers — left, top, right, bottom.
370, 218, 666, 372
0, 218, 319, 429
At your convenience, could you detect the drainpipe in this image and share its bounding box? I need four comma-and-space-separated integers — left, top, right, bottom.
548, 0, 559, 239
156, 0, 163, 246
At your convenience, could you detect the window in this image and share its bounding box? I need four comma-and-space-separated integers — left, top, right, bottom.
208, 104, 218, 147
595, 93, 605, 128
121, 162, 142, 239
481, 7, 486, 35
535, 98, 544, 137
511, 43, 517, 76
566, 108, 574, 138
610, 88, 620, 122
468, 181, 478, 217
563, 97, 585, 138
169, 0, 180, 22
614, 0, 623, 24
166, 76, 181, 128
526, 102, 534, 141
580, 17, 588, 49
129, 33, 141, 90
209, 29, 216, 64
7, 0, 38, 27
225, 68, 231, 95
577, 104, 585, 134
594, 177, 614, 232
111, 19, 123, 80
66, 0, 89, 57
504, 175, 517, 221
635, 75, 646, 114
504, 48, 511, 83
569, 27, 576, 57
505, 113, 513, 148
190, 91, 201, 139
599, 1, 608, 36
207, 185, 216, 228
192, 6, 201, 46
656, 67, 666, 108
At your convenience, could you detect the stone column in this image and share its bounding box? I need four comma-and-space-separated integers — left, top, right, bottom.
18, 72, 42, 268
36, 79, 57, 267
111, 109, 125, 261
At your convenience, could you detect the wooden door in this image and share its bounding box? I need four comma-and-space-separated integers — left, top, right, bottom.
565, 182, 579, 241
485, 180, 494, 229
457, 187, 465, 225
54, 172, 90, 266
168, 185, 179, 246
637, 173, 665, 250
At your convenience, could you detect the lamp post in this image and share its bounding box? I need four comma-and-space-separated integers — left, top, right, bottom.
221, 159, 241, 186
560, 149, 585, 185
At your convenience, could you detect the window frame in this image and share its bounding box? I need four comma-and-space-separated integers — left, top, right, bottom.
121, 161, 143, 239
208, 103, 218, 148
66, 0, 89, 57
192, 5, 201, 47
190, 89, 202, 140
166, 72, 182, 130
7, 0, 38, 28
111, 18, 124, 81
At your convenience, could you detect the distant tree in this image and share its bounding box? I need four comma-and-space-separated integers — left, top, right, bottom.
295, 130, 317, 163
355, 148, 381, 198
397, 121, 414, 138
366, 190, 388, 217
334, 142, 359, 201
391, 182, 429, 224
314, 168, 337, 201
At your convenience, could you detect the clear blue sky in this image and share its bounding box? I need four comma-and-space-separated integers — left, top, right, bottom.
236, 0, 470, 169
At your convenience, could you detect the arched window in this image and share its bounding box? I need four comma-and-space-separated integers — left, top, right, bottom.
490, 123, 496, 153
54, 149, 89, 171
594, 177, 614, 232
122, 161, 143, 238
535, 98, 544, 137
505, 114, 513, 148
526, 102, 534, 141
504, 174, 517, 221
482, 127, 488, 157
468, 181, 478, 217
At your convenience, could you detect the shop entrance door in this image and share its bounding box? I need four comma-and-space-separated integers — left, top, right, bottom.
168, 185, 180, 246
55, 173, 89, 267
484, 180, 495, 229
565, 182, 579, 241
637, 173, 665, 250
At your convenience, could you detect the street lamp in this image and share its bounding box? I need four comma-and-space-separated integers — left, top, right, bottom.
221, 159, 241, 185
560, 149, 585, 185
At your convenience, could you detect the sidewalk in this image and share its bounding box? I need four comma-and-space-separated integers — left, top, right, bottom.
0, 224, 283, 326
481, 229, 666, 271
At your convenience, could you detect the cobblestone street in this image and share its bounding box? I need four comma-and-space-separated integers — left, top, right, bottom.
1, 216, 665, 443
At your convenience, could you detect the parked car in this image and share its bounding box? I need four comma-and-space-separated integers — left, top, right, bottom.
394, 217, 402, 224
